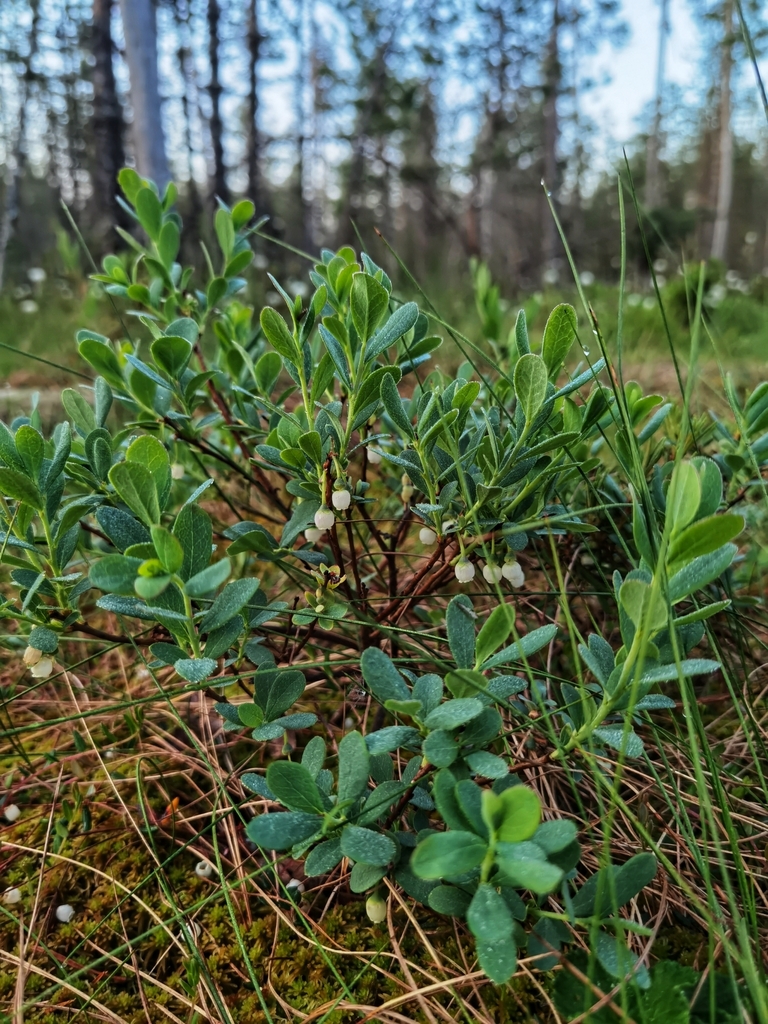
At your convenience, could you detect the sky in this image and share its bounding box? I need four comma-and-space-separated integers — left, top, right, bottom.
584, 0, 767, 158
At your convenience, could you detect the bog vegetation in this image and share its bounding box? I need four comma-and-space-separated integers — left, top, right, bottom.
0, 165, 767, 1023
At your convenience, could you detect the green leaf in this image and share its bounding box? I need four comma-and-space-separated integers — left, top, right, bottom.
638, 659, 721, 684
134, 574, 171, 600
305, 838, 343, 876
150, 642, 187, 665
0, 467, 42, 510
481, 624, 558, 670
301, 736, 326, 776
351, 272, 389, 344
96, 507, 150, 552
571, 852, 657, 917
245, 811, 322, 850
337, 730, 370, 805
475, 604, 515, 667
592, 727, 644, 757
467, 883, 514, 943
542, 303, 577, 378
260, 307, 297, 361
175, 658, 217, 683
410, 830, 487, 880
298, 430, 323, 465
184, 558, 232, 597
514, 353, 548, 423
668, 543, 737, 603
497, 786, 541, 842
350, 862, 387, 892
126, 436, 171, 510
136, 187, 163, 241
151, 335, 193, 378
423, 698, 483, 731
619, 578, 666, 633
595, 930, 649, 989
666, 461, 700, 534
266, 761, 327, 813
254, 350, 282, 394
200, 578, 260, 632
108, 462, 160, 526
475, 937, 518, 985
28, 626, 58, 653
95, 594, 188, 623
215, 207, 235, 259
427, 885, 472, 917
253, 669, 306, 720
340, 825, 397, 866
365, 726, 421, 755
366, 301, 419, 360
89, 554, 142, 595
356, 782, 409, 825
422, 729, 459, 768
251, 712, 317, 740
446, 594, 476, 669
380, 372, 414, 438
150, 525, 184, 574
533, 819, 578, 855
118, 167, 145, 204
204, 615, 243, 659
465, 751, 508, 779
78, 343, 122, 388
666, 514, 744, 572
157, 220, 180, 268
173, 503, 213, 581
496, 842, 563, 893
62, 388, 97, 436
15, 425, 44, 482
360, 648, 411, 704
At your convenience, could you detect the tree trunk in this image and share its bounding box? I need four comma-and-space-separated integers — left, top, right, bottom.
246, 0, 261, 210
118, 0, 170, 190
644, 0, 670, 210
541, 0, 561, 274
711, 0, 734, 262
91, 0, 126, 244
175, 0, 203, 246
0, 0, 40, 291
207, 0, 229, 204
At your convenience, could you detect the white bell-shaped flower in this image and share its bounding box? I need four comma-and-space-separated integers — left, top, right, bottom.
455, 559, 475, 584
419, 527, 436, 545
482, 562, 503, 583
332, 488, 351, 510
314, 506, 335, 531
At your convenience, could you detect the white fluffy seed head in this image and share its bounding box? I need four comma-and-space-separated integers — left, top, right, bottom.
55, 904, 75, 923
366, 894, 387, 923
455, 559, 475, 584
30, 658, 54, 679
23, 645, 42, 667
304, 527, 324, 543
3, 804, 20, 823
195, 860, 214, 879
419, 527, 436, 545
482, 562, 503, 583
314, 506, 335, 531
332, 488, 351, 510
367, 448, 382, 464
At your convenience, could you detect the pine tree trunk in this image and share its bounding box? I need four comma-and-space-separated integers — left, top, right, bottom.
246, 0, 261, 210
644, 0, 670, 210
118, 0, 170, 189
541, 0, 561, 275
0, 0, 40, 291
91, 0, 126, 245
711, 0, 734, 262
207, 0, 229, 204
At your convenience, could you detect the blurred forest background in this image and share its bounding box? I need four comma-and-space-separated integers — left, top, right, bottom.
1, 0, 768, 378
